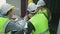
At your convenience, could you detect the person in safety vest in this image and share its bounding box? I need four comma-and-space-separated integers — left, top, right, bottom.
24, 0, 51, 34
0, 3, 26, 34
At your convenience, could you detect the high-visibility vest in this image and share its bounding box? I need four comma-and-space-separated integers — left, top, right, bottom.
29, 9, 50, 34
0, 17, 11, 34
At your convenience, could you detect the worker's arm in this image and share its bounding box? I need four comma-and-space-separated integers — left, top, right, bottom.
5, 19, 26, 33
26, 21, 35, 34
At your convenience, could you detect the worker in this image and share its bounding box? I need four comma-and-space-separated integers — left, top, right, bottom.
0, 3, 26, 34
24, 0, 51, 34
37, 0, 51, 21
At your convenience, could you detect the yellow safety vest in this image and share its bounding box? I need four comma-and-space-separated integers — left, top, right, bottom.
0, 17, 11, 34
29, 9, 50, 34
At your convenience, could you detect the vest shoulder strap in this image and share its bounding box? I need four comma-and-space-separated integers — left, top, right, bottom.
37, 8, 49, 20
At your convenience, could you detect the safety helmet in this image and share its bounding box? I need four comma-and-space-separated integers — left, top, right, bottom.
27, 3, 37, 13
37, 0, 45, 7
1, 3, 14, 15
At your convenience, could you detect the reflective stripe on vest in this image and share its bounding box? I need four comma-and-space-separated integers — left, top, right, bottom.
0, 17, 11, 34
29, 13, 50, 34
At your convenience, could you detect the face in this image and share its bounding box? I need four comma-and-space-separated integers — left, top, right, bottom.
7, 9, 13, 18
35, 8, 39, 13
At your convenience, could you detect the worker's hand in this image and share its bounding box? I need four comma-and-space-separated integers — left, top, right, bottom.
24, 15, 28, 21
28, 13, 33, 18
12, 18, 18, 22
14, 18, 18, 22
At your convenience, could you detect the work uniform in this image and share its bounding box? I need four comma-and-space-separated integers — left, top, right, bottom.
27, 8, 50, 34
11, 18, 27, 34
0, 3, 26, 34
0, 16, 25, 34
0, 17, 11, 34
